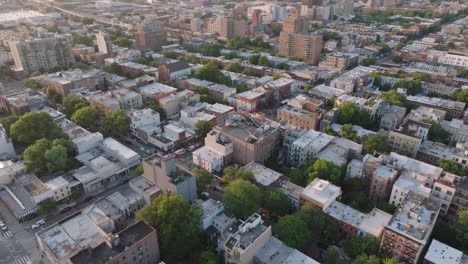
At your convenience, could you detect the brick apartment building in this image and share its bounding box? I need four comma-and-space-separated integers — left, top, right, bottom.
278, 32, 322, 65
135, 21, 167, 52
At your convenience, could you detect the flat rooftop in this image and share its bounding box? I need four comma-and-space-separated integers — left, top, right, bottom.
244, 162, 282, 187
386, 192, 440, 244
301, 178, 341, 207
425, 239, 467, 264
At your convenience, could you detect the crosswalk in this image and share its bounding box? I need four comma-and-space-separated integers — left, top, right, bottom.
10, 255, 31, 264
0, 231, 12, 241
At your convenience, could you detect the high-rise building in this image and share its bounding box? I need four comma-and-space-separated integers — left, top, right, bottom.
135, 21, 167, 52
278, 32, 322, 65
96, 31, 112, 55
282, 16, 304, 33
9, 36, 74, 74
207, 17, 247, 40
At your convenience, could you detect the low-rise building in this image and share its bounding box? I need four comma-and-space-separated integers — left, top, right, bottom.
277, 105, 322, 130
159, 90, 199, 118
192, 130, 233, 173
406, 95, 466, 119
34, 69, 105, 95
388, 120, 430, 158
244, 162, 282, 188
405, 106, 446, 124
137, 82, 177, 103
158, 60, 191, 82
0, 90, 48, 116
424, 239, 467, 264
380, 192, 440, 264
300, 178, 342, 209
320, 52, 359, 71
441, 118, 468, 143
129, 108, 161, 142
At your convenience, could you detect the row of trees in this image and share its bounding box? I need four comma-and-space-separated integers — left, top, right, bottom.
337, 102, 378, 131
194, 60, 232, 86
289, 158, 345, 187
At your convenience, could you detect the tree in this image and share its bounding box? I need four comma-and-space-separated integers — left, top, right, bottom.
352, 255, 381, 264
224, 52, 238, 60
296, 203, 326, 236
11, 112, 66, 145
103, 62, 123, 75
341, 124, 357, 140
323, 220, 339, 244
263, 187, 289, 216
342, 191, 373, 212
23, 138, 50, 173
200, 44, 222, 57
192, 86, 209, 95
435, 159, 464, 176
306, 159, 344, 185
223, 166, 254, 183
0, 64, 13, 79
194, 120, 213, 138
326, 246, 339, 264
456, 210, 468, 249
361, 57, 377, 66
45, 145, 69, 173
198, 250, 217, 264
381, 89, 406, 107
144, 100, 166, 120
273, 73, 282, 80
30, 71, 42, 77
62, 94, 89, 117
323, 126, 339, 136
394, 79, 422, 96
273, 215, 310, 250
71, 106, 100, 130
258, 56, 270, 66
193, 168, 212, 192
136, 194, 202, 263
0, 116, 19, 136
453, 88, 468, 103
224, 179, 261, 219
343, 235, 380, 259
24, 79, 41, 89
248, 54, 260, 65
194, 60, 232, 85
101, 109, 130, 137
133, 164, 143, 177
391, 55, 403, 63
382, 258, 404, 264
362, 133, 391, 154
37, 199, 57, 216
337, 102, 361, 125
113, 37, 131, 48
424, 120, 451, 144
224, 61, 243, 73
303, 84, 313, 92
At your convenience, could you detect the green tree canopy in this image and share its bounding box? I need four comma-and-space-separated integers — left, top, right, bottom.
323, 126, 339, 136
326, 246, 339, 264
394, 79, 422, 95
0, 64, 13, 80
258, 56, 270, 66
223, 166, 255, 183
341, 124, 357, 140
262, 187, 289, 217
453, 88, 468, 103
136, 194, 202, 263
351, 255, 381, 264
101, 109, 130, 137
224, 179, 261, 219
192, 168, 212, 192
343, 235, 380, 259
194, 120, 213, 138
192, 86, 209, 95
11, 112, 66, 145
224, 61, 243, 73
198, 250, 217, 264
103, 62, 123, 75
306, 159, 344, 185
23, 138, 50, 173
296, 203, 326, 236
381, 89, 406, 107
362, 133, 391, 154
361, 57, 377, 66
423, 120, 451, 144
62, 94, 89, 117
45, 145, 69, 173
435, 159, 467, 176
200, 44, 222, 57
273, 215, 310, 250
0, 116, 19, 136
144, 100, 166, 120
194, 60, 232, 85
37, 199, 57, 216
337, 102, 373, 129
24, 79, 41, 89
248, 54, 260, 65
71, 106, 100, 130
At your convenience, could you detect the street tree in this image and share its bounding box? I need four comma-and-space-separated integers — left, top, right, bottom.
194, 120, 213, 138
45, 145, 69, 173
23, 138, 50, 173
102, 109, 130, 137
10, 112, 66, 145
262, 187, 289, 216
343, 235, 380, 259
362, 133, 391, 154
136, 194, 202, 263
273, 215, 310, 250
223, 166, 255, 183
296, 203, 326, 236
71, 106, 100, 130
0, 116, 19, 136
37, 199, 57, 216
63, 94, 89, 117
224, 179, 261, 219
192, 168, 212, 192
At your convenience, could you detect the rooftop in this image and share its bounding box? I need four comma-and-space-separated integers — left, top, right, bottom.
244, 162, 283, 187
301, 178, 341, 208
386, 192, 440, 243
254, 236, 320, 264
425, 239, 467, 264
